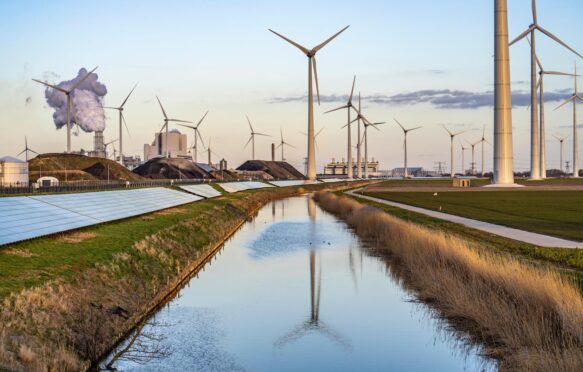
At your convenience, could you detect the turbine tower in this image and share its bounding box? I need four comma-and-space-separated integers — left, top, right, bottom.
244, 115, 270, 160
155, 96, 191, 158
275, 128, 295, 161
104, 83, 137, 166
509, 0, 582, 180
356, 93, 363, 178
178, 110, 209, 163
350, 108, 384, 179
553, 134, 569, 173
467, 139, 479, 176
17, 136, 38, 162
394, 118, 422, 178
269, 26, 350, 180
442, 125, 465, 178
325, 75, 357, 178
476, 126, 491, 175
554, 63, 583, 178
460, 142, 467, 176
32, 66, 98, 153
493, 0, 515, 184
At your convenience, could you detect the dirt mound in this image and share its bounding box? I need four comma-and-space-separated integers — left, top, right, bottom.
133, 157, 212, 179
28, 153, 143, 182
236, 160, 305, 180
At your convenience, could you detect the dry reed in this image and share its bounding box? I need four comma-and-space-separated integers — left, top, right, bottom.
314, 191, 583, 371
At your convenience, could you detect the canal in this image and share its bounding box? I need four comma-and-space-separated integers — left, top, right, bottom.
103, 195, 494, 371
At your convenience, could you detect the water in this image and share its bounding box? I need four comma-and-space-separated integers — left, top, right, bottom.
104, 196, 494, 371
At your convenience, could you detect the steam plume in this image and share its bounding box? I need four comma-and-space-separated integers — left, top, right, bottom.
44, 68, 107, 132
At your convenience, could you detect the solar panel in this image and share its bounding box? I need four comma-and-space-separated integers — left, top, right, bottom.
217, 181, 275, 193
179, 184, 222, 198
0, 188, 201, 246
0, 197, 98, 246
268, 180, 321, 187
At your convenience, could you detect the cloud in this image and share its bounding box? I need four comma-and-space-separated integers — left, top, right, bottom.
267, 89, 572, 109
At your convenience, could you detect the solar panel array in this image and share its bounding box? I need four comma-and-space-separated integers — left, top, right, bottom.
268, 180, 321, 187
319, 178, 346, 183
179, 184, 222, 198
217, 181, 274, 193
0, 188, 201, 246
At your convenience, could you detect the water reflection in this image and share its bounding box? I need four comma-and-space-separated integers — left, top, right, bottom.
104, 195, 493, 371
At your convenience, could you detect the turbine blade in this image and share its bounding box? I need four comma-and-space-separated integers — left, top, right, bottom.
31, 79, 67, 93
313, 25, 350, 53
168, 119, 193, 123
324, 105, 348, 114
255, 132, 271, 137
156, 96, 168, 119
537, 26, 583, 59
30, 149, 39, 155
17, 149, 26, 156
509, 26, 535, 47
268, 29, 310, 55
316, 127, 325, 137
349, 75, 356, 103
120, 83, 138, 108
312, 56, 320, 105
246, 115, 254, 132
243, 136, 253, 149
554, 96, 575, 111
121, 113, 131, 138
70, 66, 98, 91
410, 126, 422, 132
441, 124, 453, 136
177, 123, 196, 129
545, 71, 576, 77
196, 110, 209, 128
196, 129, 206, 149
393, 118, 406, 131
532, 0, 537, 24
285, 142, 296, 149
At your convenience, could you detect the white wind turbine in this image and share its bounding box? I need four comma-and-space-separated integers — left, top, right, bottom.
104, 83, 137, 166
553, 134, 569, 173
177, 110, 209, 163
554, 63, 583, 178
275, 128, 295, 161
476, 126, 492, 175
325, 75, 357, 178
351, 108, 384, 179
510, 0, 583, 180
17, 136, 39, 162
269, 26, 350, 180
301, 127, 325, 154
155, 96, 192, 158
466, 139, 479, 176
394, 118, 422, 178
244, 115, 270, 160
356, 93, 363, 178
460, 142, 467, 176
205, 137, 220, 166
32, 66, 98, 153
442, 125, 466, 178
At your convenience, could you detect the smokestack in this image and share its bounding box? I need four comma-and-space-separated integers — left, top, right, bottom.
94, 130, 105, 158
271, 143, 275, 161
493, 0, 515, 184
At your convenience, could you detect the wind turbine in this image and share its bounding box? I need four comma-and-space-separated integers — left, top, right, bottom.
301, 127, 325, 153
442, 126, 466, 178
553, 134, 569, 173
356, 93, 363, 178
460, 142, 467, 176
325, 75, 357, 178
206, 137, 220, 166
177, 110, 209, 163
509, 0, 583, 180
104, 83, 137, 166
394, 118, 422, 178
155, 96, 192, 158
244, 115, 270, 160
17, 136, 38, 162
554, 63, 583, 178
104, 139, 118, 159
466, 139, 479, 176
32, 66, 98, 153
275, 128, 295, 161
110, 142, 117, 161
351, 109, 384, 179
476, 126, 492, 175
269, 26, 350, 180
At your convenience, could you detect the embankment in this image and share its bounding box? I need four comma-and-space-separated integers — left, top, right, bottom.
314, 191, 583, 371
0, 182, 369, 371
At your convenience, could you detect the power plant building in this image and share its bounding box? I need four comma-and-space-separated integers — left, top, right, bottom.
323, 158, 379, 177
0, 156, 29, 186
144, 130, 188, 161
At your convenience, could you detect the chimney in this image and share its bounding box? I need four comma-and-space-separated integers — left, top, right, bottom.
271, 143, 275, 161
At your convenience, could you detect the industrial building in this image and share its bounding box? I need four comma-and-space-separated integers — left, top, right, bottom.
143, 130, 188, 161
0, 156, 29, 186
323, 158, 379, 177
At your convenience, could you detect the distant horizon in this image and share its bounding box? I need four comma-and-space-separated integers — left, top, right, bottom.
1, 0, 582, 173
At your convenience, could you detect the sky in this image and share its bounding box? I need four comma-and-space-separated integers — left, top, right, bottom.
1, 0, 582, 174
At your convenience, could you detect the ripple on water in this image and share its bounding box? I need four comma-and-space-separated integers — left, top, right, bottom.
246, 219, 347, 259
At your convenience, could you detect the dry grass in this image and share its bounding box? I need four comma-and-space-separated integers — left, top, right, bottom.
2, 249, 38, 257
57, 232, 97, 244
153, 207, 186, 216
314, 191, 583, 371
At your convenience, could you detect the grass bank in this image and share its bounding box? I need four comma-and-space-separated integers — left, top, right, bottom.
315, 191, 583, 371
0, 181, 368, 371
362, 190, 583, 241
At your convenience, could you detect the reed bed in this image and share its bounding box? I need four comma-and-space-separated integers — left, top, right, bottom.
314, 191, 583, 371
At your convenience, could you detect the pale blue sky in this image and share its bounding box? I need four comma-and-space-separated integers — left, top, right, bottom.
1, 0, 582, 172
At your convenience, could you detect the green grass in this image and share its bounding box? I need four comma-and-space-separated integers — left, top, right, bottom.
363, 190, 583, 242
341, 193, 583, 285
